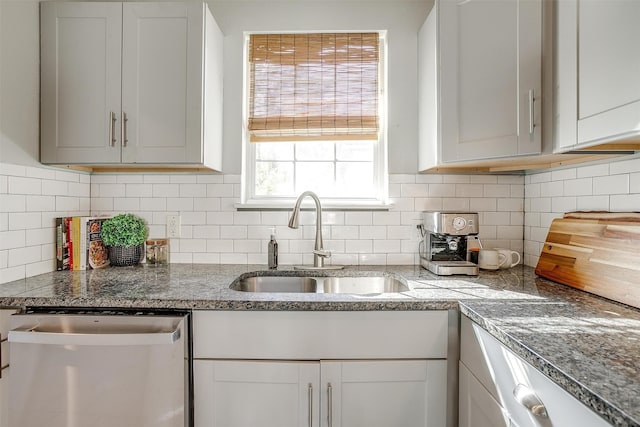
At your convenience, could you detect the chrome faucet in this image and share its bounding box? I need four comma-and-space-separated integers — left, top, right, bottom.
288, 191, 342, 270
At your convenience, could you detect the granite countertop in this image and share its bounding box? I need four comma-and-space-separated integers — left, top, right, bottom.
1, 264, 639, 427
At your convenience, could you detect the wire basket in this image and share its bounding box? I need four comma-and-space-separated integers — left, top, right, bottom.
108, 244, 143, 267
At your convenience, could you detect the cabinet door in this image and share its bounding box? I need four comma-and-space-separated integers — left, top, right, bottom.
439, 0, 541, 163
459, 362, 510, 427
121, 3, 204, 164
320, 360, 447, 427
40, 2, 122, 164
577, 0, 640, 144
555, 0, 640, 149
194, 360, 319, 427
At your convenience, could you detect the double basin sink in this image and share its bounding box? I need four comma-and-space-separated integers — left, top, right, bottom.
231, 275, 409, 295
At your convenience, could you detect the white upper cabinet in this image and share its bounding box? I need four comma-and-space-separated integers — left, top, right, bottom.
555, 0, 640, 151
418, 0, 542, 170
40, 2, 223, 171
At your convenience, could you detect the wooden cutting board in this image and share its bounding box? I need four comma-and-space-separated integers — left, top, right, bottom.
535, 212, 640, 309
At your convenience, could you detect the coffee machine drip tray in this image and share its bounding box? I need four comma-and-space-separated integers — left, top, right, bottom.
420, 258, 478, 276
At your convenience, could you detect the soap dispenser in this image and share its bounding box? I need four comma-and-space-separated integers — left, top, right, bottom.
268, 227, 278, 269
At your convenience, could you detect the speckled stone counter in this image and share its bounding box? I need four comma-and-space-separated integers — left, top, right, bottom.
1, 264, 639, 426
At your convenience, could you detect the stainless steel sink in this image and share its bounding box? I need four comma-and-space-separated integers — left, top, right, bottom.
231, 275, 408, 294
316, 276, 409, 294
232, 276, 318, 293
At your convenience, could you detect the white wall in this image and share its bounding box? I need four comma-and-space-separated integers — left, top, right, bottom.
208, 0, 432, 174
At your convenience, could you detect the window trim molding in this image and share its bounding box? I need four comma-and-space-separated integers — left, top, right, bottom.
240, 30, 388, 209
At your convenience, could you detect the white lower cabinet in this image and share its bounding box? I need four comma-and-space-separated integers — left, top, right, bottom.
195, 359, 446, 427
193, 310, 450, 427
458, 362, 510, 427
460, 315, 612, 427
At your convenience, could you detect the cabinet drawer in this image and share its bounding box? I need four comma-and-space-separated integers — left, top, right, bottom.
193, 310, 449, 360
460, 316, 610, 427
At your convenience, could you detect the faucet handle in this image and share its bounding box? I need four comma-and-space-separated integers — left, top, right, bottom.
313, 249, 331, 258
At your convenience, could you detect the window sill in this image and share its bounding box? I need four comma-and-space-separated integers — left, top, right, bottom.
235, 200, 392, 211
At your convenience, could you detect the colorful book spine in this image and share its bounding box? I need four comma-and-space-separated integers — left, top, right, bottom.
66, 217, 73, 271
85, 217, 111, 269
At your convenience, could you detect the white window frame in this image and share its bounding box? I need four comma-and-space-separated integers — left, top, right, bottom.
239, 31, 389, 210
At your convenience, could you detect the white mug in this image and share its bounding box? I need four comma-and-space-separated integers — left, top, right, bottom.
494, 248, 521, 269
477, 249, 507, 270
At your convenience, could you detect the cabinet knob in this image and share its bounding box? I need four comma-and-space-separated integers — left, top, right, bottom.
513, 383, 548, 418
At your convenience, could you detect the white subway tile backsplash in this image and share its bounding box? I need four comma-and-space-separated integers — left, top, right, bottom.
593, 174, 629, 195
563, 178, 592, 196
373, 239, 400, 253
220, 253, 247, 264
166, 197, 194, 212
0, 230, 26, 251
0, 213, 7, 232
233, 211, 261, 225
9, 212, 41, 230
414, 197, 443, 211
126, 184, 153, 197
116, 175, 144, 184
143, 175, 171, 184
0, 176, 7, 193
372, 211, 400, 226
207, 183, 234, 197
180, 239, 207, 253
98, 183, 126, 197
8, 176, 41, 195
482, 184, 511, 197
497, 198, 524, 212
631, 173, 640, 193
576, 195, 610, 211
389, 174, 416, 184
577, 163, 609, 178
609, 156, 640, 175
359, 225, 386, 239
442, 198, 469, 211
400, 183, 429, 197
331, 226, 359, 240
0, 250, 7, 268
140, 198, 167, 211
455, 184, 484, 198
428, 183, 455, 197
196, 174, 224, 184
114, 198, 141, 211
170, 175, 197, 184
346, 239, 373, 253
443, 175, 470, 184
415, 174, 443, 184
345, 212, 372, 226
55, 196, 80, 212
551, 196, 577, 213
179, 183, 206, 198
540, 181, 563, 197
220, 225, 248, 239
551, 168, 577, 182
1, 194, 26, 212
91, 198, 114, 213
610, 194, 640, 211
153, 184, 180, 198
0, 163, 26, 176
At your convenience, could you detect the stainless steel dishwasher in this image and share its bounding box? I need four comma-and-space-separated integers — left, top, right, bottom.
8, 309, 190, 427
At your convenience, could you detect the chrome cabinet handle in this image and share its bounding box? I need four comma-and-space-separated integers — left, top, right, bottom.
513, 383, 548, 418
327, 383, 333, 427
528, 89, 535, 135
308, 383, 313, 427
109, 112, 117, 146
121, 112, 129, 147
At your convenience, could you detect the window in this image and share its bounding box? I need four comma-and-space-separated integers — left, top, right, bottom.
242, 32, 387, 208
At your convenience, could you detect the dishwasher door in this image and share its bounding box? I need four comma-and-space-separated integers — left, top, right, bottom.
8, 312, 188, 427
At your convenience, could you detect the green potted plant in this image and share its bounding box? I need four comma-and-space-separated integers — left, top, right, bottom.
100, 214, 148, 266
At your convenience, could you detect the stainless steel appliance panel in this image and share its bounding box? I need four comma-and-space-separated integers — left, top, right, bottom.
8, 312, 188, 427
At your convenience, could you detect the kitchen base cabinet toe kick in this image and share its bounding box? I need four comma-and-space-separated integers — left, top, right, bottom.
192, 310, 454, 427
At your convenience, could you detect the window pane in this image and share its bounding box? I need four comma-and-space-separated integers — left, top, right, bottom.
295, 162, 335, 195
336, 141, 374, 161
256, 143, 294, 161
336, 162, 375, 197
255, 161, 294, 196
295, 142, 334, 161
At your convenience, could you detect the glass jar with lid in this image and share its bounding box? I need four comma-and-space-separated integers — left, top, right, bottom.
146, 238, 169, 265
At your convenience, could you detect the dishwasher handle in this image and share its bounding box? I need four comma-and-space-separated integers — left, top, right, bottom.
8, 326, 181, 346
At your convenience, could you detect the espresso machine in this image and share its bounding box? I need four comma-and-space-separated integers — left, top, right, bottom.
419, 211, 479, 276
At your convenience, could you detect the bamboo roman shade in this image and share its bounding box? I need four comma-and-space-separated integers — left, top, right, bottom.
248, 33, 380, 142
